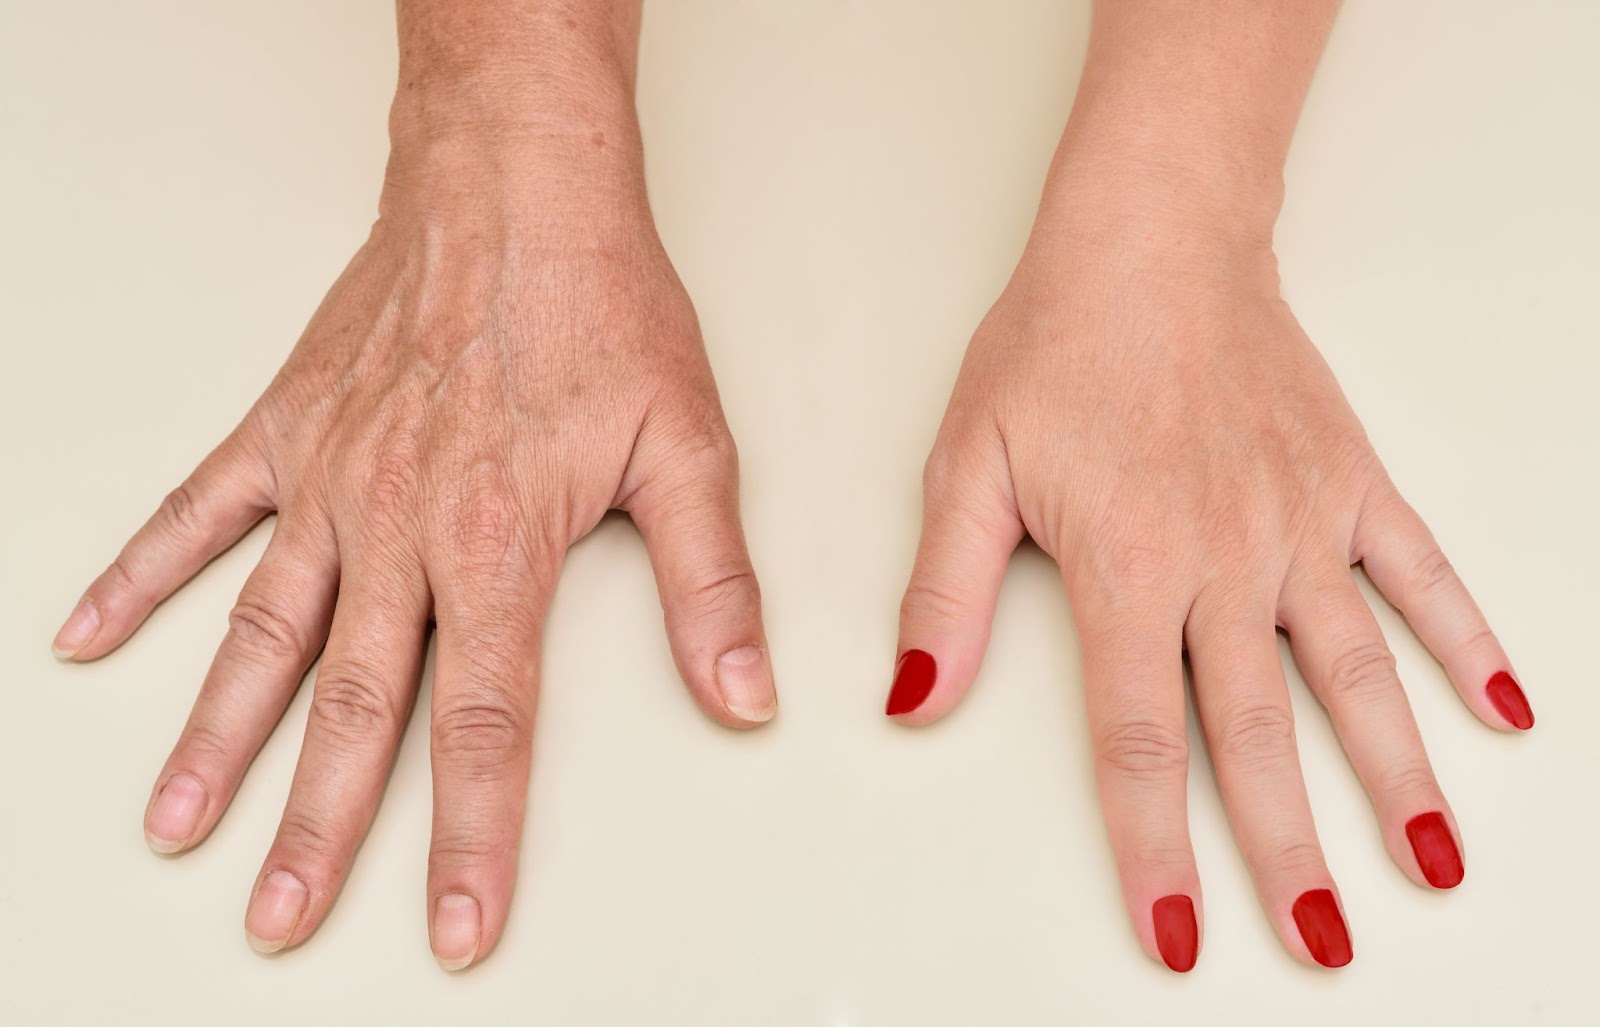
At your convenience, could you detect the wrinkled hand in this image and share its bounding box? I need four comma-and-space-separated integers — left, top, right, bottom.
890, 197, 1530, 970
53, 144, 775, 969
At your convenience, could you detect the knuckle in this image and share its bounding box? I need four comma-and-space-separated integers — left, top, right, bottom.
178, 720, 234, 763
227, 595, 307, 659
447, 475, 521, 571
1212, 701, 1297, 769
663, 411, 739, 477
308, 660, 402, 740
1129, 845, 1196, 876
684, 568, 760, 619
920, 443, 962, 498
1321, 641, 1398, 705
432, 699, 528, 768
355, 437, 422, 527
1260, 840, 1326, 879
104, 554, 141, 598
899, 579, 969, 627
274, 808, 341, 863
1089, 522, 1173, 602
157, 481, 206, 538
1405, 548, 1458, 599
1377, 760, 1437, 800
429, 834, 499, 869
1456, 624, 1498, 658
1095, 718, 1190, 781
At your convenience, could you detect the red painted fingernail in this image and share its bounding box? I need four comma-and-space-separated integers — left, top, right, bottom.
1152, 894, 1198, 972
1405, 811, 1464, 889
885, 649, 937, 716
1292, 889, 1352, 968
1485, 671, 1533, 730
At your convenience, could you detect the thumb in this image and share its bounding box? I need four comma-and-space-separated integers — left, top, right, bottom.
889, 432, 1023, 724
626, 421, 776, 729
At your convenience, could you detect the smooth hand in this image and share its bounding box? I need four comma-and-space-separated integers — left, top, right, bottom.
889, 187, 1530, 970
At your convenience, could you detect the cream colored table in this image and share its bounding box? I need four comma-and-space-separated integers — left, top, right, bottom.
2, 2, 1596, 1024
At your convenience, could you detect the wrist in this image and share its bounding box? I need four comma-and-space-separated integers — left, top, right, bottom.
381, 1, 647, 222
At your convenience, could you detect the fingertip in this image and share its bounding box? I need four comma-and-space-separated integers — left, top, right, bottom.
432, 893, 482, 972
885, 649, 937, 718
144, 772, 209, 854
51, 596, 102, 660
1290, 888, 1353, 969
245, 869, 309, 955
1485, 671, 1534, 731
1152, 894, 1200, 973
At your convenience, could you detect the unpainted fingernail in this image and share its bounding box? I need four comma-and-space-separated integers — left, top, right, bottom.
146, 773, 207, 853
715, 645, 776, 723
432, 893, 481, 972
245, 870, 308, 953
52, 598, 101, 659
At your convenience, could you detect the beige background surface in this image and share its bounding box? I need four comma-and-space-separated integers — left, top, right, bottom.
2, 1, 1597, 1024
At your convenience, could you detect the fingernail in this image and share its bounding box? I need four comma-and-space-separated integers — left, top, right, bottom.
52, 597, 101, 659
1485, 671, 1534, 730
245, 870, 308, 953
715, 645, 776, 723
432, 893, 481, 972
145, 773, 207, 853
1152, 894, 1198, 972
885, 649, 936, 717
1292, 888, 1352, 968
1405, 811, 1464, 889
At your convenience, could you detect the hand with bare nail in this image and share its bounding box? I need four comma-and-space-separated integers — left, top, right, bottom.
52, 1, 775, 971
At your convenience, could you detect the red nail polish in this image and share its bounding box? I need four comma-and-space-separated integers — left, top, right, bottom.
1405, 811, 1464, 889
886, 649, 937, 716
1291, 889, 1352, 968
1152, 894, 1198, 972
1485, 671, 1533, 730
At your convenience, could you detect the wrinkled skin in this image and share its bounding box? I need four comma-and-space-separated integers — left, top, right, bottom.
52, 151, 777, 969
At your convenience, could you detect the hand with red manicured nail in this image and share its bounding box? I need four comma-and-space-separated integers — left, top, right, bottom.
51, 2, 775, 972
889, 0, 1529, 972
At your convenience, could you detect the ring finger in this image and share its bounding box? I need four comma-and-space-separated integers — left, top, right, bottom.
1188, 588, 1352, 968
1279, 563, 1463, 889
242, 537, 430, 954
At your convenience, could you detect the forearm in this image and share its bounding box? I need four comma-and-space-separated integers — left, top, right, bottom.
383, 0, 649, 220
1042, 0, 1341, 236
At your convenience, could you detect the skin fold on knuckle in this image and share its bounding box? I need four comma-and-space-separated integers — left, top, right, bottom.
1403, 547, 1459, 601
1095, 718, 1190, 782
309, 658, 405, 742
174, 719, 236, 765
1210, 700, 1297, 771
679, 566, 760, 625
1259, 840, 1327, 880
899, 579, 970, 628
226, 594, 311, 662
1319, 640, 1399, 707
431, 697, 529, 774
272, 807, 344, 866
1375, 760, 1439, 804
156, 481, 208, 541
